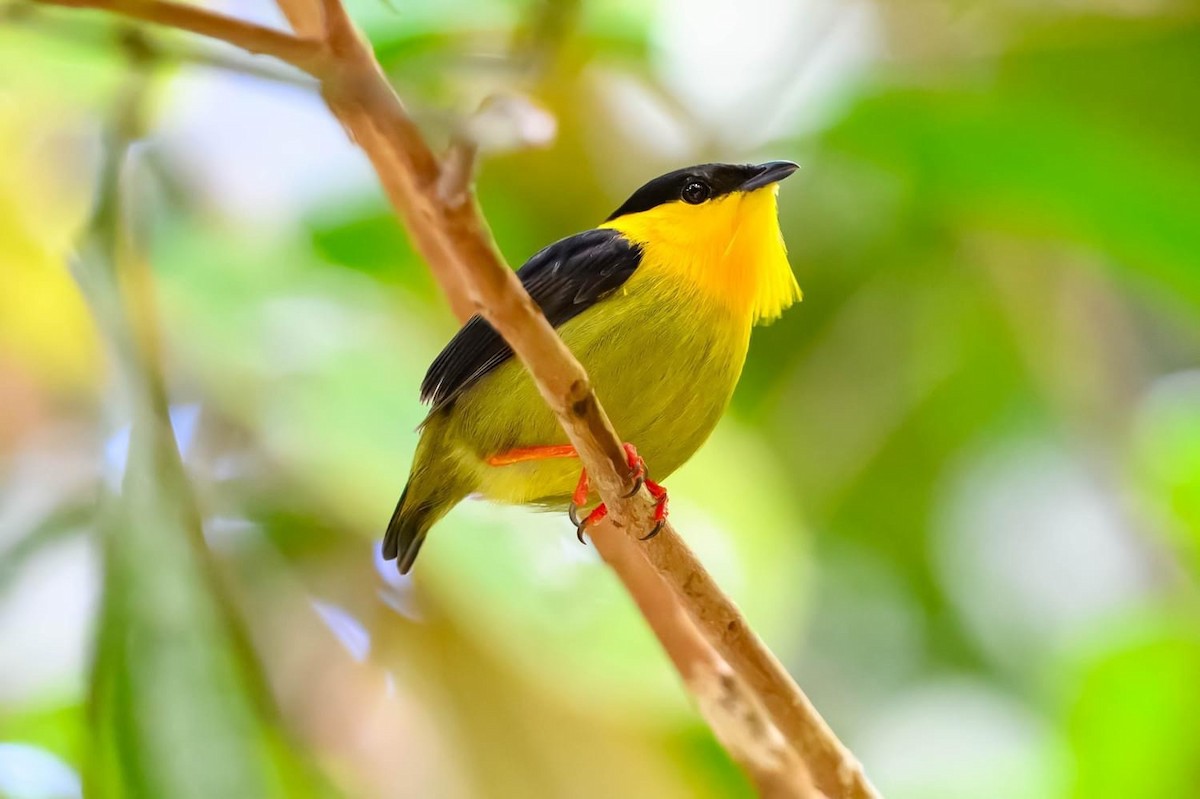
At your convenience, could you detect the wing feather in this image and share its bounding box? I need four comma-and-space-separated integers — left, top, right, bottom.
419, 228, 642, 413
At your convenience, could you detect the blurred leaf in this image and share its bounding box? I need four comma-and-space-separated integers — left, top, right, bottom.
1062, 617, 1200, 799
88, 414, 331, 798
1133, 371, 1200, 573
0, 11, 128, 100
307, 199, 426, 281
80, 147, 336, 798
0, 502, 90, 598
372, 29, 470, 70
0, 99, 103, 391
1003, 16, 1200, 159
753, 12, 1200, 679
668, 726, 754, 799
0, 703, 85, 773
822, 19, 1200, 307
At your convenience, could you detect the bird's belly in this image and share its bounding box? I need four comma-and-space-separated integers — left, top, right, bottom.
461, 283, 749, 506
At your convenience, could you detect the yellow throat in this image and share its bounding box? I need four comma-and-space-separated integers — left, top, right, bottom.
601, 185, 801, 324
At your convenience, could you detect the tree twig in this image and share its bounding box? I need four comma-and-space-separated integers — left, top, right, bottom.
589, 523, 819, 798
30, 0, 327, 73
31, 1, 878, 795
1, 3, 313, 87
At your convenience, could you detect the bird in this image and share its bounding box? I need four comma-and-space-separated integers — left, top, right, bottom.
384, 160, 801, 573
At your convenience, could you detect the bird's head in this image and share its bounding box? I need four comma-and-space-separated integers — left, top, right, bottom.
601, 161, 801, 324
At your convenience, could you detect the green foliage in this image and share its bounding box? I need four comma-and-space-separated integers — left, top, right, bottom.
1063, 618, 1200, 799
88, 427, 322, 799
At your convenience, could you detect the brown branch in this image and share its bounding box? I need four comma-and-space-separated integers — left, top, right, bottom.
589, 523, 820, 799
643, 529, 873, 797
434, 95, 554, 209
30, 0, 327, 73
272, 0, 478, 320
39, 0, 877, 795
2, 3, 314, 87
315, 0, 354, 53
273, 0, 321, 37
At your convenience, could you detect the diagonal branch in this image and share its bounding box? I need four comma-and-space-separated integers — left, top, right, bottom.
30, 0, 328, 73
589, 515, 818, 798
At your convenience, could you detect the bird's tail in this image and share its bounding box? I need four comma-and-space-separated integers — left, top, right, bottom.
383, 484, 433, 574
384, 424, 470, 574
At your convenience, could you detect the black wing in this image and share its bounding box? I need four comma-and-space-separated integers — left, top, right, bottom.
419, 228, 643, 412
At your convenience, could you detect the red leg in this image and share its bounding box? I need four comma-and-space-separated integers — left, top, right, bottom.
574, 448, 669, 544
581, 502, 609, 528
640, 479, 669, 539
567, 468, 592, 535
486, 441, 663, 544
620, 443, 648, 496
489, 442, 643, 480
571, 468, 590, 507
486, 444, 578, 467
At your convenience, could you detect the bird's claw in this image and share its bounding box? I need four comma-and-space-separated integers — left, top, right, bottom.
571, 502, 609, 544
641, 478, 669, 539
621, 443, 648, 496
568, 442, 665, 545
640, 519, 664, 540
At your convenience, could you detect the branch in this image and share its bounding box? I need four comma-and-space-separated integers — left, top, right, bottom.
316, 0, 354, 52
3, 3, 313, 87
437, 94, 558, 209
38, 1, 877, 795
30, 0, 327, 73
589, 522, 819, 798
273, 0, 478, 320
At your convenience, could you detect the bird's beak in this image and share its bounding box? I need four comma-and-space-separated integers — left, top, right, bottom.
740, 160, 799, 191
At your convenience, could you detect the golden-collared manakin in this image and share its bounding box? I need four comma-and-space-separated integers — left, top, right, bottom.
384, 161, 801, 573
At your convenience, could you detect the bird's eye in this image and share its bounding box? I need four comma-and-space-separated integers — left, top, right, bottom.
681, 180, 711, 205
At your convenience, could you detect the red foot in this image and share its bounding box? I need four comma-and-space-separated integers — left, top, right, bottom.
636, 478, 668, 540
570, 444, 668, 544
488, 442, 659, 541
570, 465, 591, 510
580, 502, 609, 532
621, 443, 648, 490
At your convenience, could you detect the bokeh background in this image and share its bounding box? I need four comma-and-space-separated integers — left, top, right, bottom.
2, 0, 1200, 796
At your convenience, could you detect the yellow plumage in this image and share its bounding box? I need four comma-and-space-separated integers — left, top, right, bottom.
386, 162, 801, 572
601, 185, 800, 324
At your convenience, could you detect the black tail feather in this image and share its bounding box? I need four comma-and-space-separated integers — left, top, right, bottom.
383, 484, 434, 574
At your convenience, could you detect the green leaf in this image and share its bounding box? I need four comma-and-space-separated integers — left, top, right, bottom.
1062, 617, 1200, 799
822, 19, 1200, 306
0, 703, 86, 772
80, 147, 337, 799
88, 422, 319, 798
